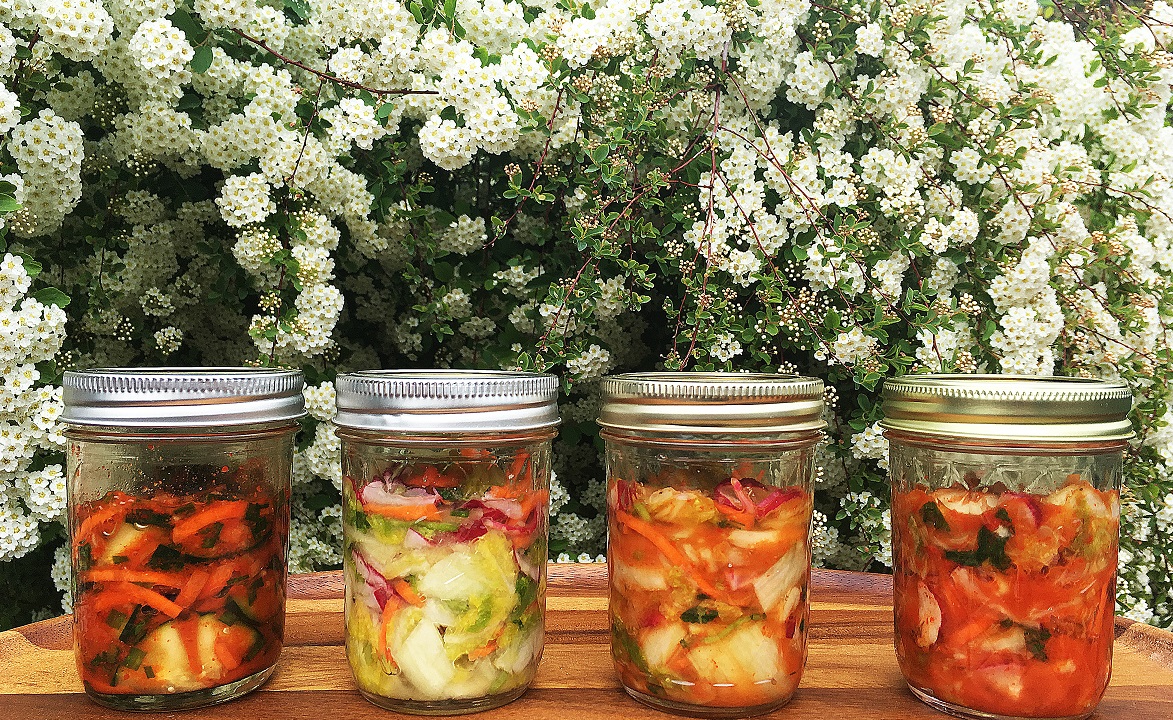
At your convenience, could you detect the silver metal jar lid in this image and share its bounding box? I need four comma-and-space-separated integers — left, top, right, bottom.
61, 368, 306, 427
598, 372, 826, 437
334, 370, 560, 433
880, 374, 1134, 442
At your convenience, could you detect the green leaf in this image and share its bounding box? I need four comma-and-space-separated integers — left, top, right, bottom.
124, 647, 146, 670
191, 45, 213, 74
680, 606, 718, 624
408, 1, 425, 24
443, 0, 456, 20
284, 0, 312, 20
16, 253, 41, 279
434, 262, 454, 282
944, 526, 1011, 571
1023, 625, 1051, 661
919, 501, 950, 531
168, 10, 206, 43
0, 195, 19, 213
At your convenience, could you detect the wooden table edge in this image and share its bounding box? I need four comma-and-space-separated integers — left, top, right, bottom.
6, 566, 1172, 673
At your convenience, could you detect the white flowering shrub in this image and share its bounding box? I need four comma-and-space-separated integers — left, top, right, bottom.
0, 0, 1172, 628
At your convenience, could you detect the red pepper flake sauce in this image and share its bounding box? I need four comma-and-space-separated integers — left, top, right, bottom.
72, 463, 287, 696
893, 476, 1119, 718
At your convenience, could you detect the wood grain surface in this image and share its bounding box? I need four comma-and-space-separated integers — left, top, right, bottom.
1, 565, 1170, 719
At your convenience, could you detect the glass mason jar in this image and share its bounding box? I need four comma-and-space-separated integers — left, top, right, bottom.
881, 375, 1131, 720
334, 370, 559, 715
62, 368, 304, 711
598, 373, 825, 718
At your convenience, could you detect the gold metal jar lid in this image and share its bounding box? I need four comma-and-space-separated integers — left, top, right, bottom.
598, 372, 825, 437
880, 374, 1134, 442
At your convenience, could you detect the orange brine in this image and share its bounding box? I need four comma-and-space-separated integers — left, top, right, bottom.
72, 472, 287, 697
893, 476, 1118, 718
609, 474, 812, 711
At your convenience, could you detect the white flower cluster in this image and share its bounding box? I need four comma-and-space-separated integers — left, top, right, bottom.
841, 490, 891, 568
33, 0, 113, 62
709, 331, 743, 363
7, 110, 85, 236
0, 255, 67, 560
552, 510, 605, 547
988, 238, 1064, 375
849, 422, 889, 471
819, 326, 877, 365
811, 510, 842, 567
566, 344, 612, 380
288, 503, 343, 573
439, 215, 488, 255
303, 381, 336, 422
217, 173, 276, 228
0, 0, 1170, 627
52, 542, 72, 612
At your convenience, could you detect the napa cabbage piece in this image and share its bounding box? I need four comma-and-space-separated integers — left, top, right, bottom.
414, 531, 519, 661
644, 488, 718, 524
641, 622, 688, 670
752, 544, 806, 612
687, 621, 780, 685
396, 620, 455, 696
612, 558, 668, 591
491, 622, 544, 676
346, 597, 395, 692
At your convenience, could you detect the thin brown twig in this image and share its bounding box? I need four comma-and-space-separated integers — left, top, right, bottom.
233, 29, 436, 97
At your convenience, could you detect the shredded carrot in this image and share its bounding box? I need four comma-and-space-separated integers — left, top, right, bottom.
487, 483, 524, 499
616, 510, 726, 600
364, 502, 442, 522
171, 500, 250, 543
173, 568, 210, 608
506, 452, 531, 482
715, 502, 756, 528
517, 488, 550, 520
377, 597, 401, 663
199, 562, 237, 600
76, 502, 128, 543
405, 466, 460, 489
94, 581, 185, 618
213, 626, 252, 671
468, 638, 498, 660
175, 616, 203, 671
393, 579, 425, 607
123, 531, 164, 567
82, 568, 185, 588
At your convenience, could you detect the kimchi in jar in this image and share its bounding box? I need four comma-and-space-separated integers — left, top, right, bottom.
334, 370, 558, 715
881, 375, 1131, 720
62, 368, 304, 711
598, 373, 824, 718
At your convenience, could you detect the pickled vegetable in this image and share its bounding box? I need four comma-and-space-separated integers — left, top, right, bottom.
893, 475, 1119, 718
343, 455, 547, 704
609, 475, 812, 709
72, 467, 286, 697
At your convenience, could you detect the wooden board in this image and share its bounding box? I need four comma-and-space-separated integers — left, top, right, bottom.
1, 566, 1170, 718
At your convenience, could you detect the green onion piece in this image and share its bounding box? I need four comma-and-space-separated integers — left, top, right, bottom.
123, 647, 146, 670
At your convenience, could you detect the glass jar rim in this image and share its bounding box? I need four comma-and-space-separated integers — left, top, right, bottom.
600, 427, 823, 451
334, 425, 558, 446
